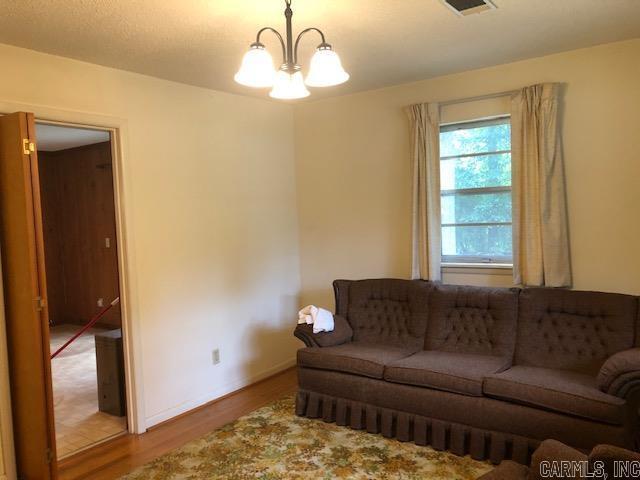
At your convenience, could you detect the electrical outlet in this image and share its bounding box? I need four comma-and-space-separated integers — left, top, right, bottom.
212, 348, 220, 365
97, 298, 104, 307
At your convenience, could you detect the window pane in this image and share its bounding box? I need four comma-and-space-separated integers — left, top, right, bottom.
441, 153, 511, 190
440, 122, 511, 157
442, 191, 511, 225
439, 118, 513, 264
442, 225, 512, 258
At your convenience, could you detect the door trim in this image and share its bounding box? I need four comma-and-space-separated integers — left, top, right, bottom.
0, 101, 146, 437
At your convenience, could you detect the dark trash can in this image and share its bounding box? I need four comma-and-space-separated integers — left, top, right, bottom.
95, 328, 126, 417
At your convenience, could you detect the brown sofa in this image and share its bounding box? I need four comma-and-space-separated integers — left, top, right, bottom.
294, 279, 640, 465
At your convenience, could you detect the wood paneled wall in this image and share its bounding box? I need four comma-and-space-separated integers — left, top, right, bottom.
38, 142, 121, 328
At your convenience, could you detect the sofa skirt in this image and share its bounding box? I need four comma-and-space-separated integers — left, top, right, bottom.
296, 388, 539, 465
296, 366, 636, 466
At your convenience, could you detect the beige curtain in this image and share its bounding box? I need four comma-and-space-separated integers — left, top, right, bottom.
511, 83, 571, 287
407, 103, 441, 281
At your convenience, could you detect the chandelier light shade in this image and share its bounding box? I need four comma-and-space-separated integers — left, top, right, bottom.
234, 44, 276, 88
234, 0, 349, 100
270, 68, 310, 99
305, 46, 350, 87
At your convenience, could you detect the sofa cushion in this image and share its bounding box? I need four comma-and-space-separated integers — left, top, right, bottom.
346, 279, 432, 349
425, 285, 518, 357
385, 350, 511, 396
297, 343, 418, 379
483, 366, 627, 425
516, 288, 637, 375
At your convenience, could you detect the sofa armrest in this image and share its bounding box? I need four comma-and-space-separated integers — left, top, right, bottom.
596, 348, 640, 397
529, 439, 588, 480
293, 315, 353, 348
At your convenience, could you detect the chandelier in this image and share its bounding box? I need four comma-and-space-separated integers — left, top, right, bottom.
234, 0, 350, 100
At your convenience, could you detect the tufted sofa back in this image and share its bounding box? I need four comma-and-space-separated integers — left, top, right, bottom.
424, 284, 518, 358
515, 288, 638, 375
334, 279, 432, 350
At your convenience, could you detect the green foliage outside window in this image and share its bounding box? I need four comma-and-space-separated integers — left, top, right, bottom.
440, 121, 512, 260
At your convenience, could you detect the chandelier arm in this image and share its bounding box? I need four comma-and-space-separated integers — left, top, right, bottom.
293, 28, 328, 64
255, 27, 287, 64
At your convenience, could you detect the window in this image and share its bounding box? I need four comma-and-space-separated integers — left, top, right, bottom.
440, 117, 512, 265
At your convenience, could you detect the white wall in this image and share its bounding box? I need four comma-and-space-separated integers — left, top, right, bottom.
0, 43, 301, 430
293, 39, 640, 309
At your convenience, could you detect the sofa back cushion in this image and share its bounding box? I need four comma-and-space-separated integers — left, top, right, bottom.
516, 288, 637, 374
425, 285, 518, 358
338, 279, 431, 349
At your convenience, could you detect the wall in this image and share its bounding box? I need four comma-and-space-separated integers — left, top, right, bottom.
39, 142, 121, 328
293, 39, 640, 309
0, 35, 638, 453
0, 43, 300, 430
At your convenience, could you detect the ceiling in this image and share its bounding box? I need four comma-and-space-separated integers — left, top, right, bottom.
0, 1, 639, 101
36, 124, 110, 151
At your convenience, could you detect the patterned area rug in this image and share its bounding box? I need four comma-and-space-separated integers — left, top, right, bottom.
122, 395, 493, 479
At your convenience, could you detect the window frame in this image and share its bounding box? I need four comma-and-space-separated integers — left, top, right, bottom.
439, 115, 513, 266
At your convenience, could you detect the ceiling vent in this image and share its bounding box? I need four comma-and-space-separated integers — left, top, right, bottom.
442, 0, 497, 16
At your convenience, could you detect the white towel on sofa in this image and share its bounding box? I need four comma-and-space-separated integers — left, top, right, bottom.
297, 305, 334, 334
298, 305, 316, 325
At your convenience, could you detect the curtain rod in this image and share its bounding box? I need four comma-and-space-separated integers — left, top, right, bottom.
437, 88, 520, 107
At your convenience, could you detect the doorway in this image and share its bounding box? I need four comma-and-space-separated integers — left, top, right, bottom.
35, 123, 128, 458
0, 111, 138, 478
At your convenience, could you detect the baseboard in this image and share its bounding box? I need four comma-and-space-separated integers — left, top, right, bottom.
144, 357, 296, 428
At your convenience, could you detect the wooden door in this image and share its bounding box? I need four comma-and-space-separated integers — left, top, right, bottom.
0, 112, 57, 479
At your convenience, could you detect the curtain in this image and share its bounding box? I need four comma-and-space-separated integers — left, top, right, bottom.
407, 103, 441, 281
511, 83, 572, 287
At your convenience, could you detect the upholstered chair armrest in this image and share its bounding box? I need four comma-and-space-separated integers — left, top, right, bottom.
529, 439, 588, 480
588, 444, 640, 479
476, 461, 528, 480
293, 315, 353, 348
596, 348, 640, 397
590, 444, 640, 463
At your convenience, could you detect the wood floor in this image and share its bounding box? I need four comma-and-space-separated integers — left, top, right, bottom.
58, 367, 298, 480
